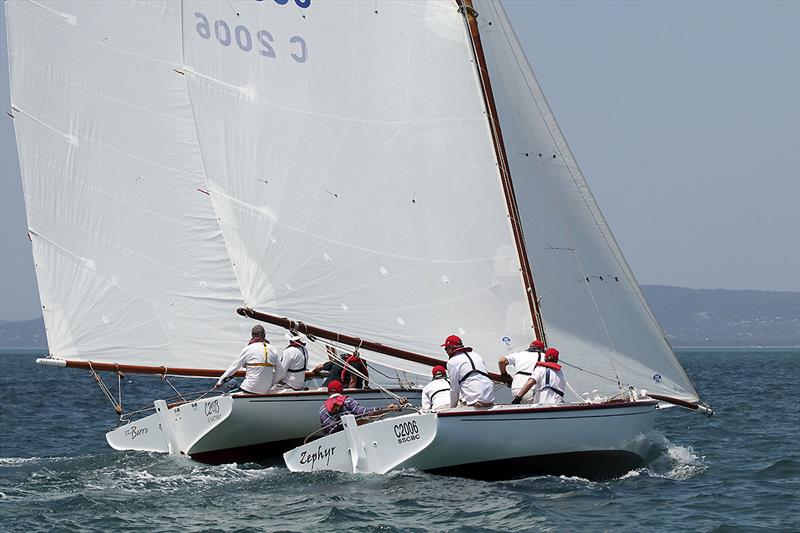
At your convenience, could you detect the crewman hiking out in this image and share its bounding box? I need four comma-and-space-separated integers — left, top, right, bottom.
499, 339, 546, 404
511, 347, 567, 405
272, 332, 310, 391
442, 335, 495, 408
318, 380, 402, 435
421, 365, 451, 412
214, 325, 280, 394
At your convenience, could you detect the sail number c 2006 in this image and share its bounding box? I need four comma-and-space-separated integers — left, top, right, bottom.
193, 13, 307, 63
394, 420, 421, 445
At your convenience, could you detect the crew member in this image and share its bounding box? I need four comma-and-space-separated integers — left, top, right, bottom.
273, 332, 310, 391
340, 351, 369, 389
311, 345, 346, 387
421, 365, 451, 412
511, 348, 566, 405
442, 335, 495, 408
318, 380, 401, 435
499, 339, 546, 404
214, 325, 280, 394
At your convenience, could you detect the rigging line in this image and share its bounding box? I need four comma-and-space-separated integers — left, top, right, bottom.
319, 341, 410, 404
570, 250, 624, 392
321, 337, 426, 389
87, 361, 123, 416
487, 2, 664, 341
558, 359, 619, 385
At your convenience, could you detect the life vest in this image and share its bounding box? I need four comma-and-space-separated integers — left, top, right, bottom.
286, 343, 308, 373
536, 363, 564, 398
426, 377, 451, 403
324, 393, 346, 413
246, 342, 275, 368
458, 352, 490, 384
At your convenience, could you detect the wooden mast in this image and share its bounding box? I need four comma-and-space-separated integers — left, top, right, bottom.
457, 0, 546, 343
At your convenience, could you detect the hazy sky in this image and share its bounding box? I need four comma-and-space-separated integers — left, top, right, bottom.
1, 1, 798, 321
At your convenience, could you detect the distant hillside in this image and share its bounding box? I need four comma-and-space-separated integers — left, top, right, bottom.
1, 286, 798, 348
641, 285, 799, 347
0, 316, 47, 349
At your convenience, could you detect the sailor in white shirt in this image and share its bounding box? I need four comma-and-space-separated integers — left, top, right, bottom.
421, 365, 451, 412
498, 339, 546, 404
442, 335, 495, 408
273, 332, 309, 391
214, 325, 280, 394
512, 348, 567, 405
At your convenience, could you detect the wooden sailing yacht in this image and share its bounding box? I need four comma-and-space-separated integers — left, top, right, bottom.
7, 0, 710, 476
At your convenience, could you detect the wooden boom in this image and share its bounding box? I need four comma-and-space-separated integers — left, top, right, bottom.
237, 307, 510, 384
36, 357, 244, 378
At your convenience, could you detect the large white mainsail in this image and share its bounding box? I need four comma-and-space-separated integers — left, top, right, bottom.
472, 0, 698, 401
182, 0, 534, 376
5, 0, 246, 369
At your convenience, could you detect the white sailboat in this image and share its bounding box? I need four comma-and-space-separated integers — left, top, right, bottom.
5, 0, 420, 464
6, 0, 711, 477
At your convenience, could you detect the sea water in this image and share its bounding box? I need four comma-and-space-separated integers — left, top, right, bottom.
0, 349, 797, 532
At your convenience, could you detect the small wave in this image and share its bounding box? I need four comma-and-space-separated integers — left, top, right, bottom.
644, 434, 707, 481
0, 457, 43, 466
755, 458, 799, 479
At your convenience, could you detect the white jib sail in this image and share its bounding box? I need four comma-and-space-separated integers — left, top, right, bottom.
472, 0, 699, 401
5, 0, 249, 368
181, 0, 534, 377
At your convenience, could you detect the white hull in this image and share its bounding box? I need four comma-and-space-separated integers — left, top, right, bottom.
106, 388, 419, 464
284, 400, 658, 481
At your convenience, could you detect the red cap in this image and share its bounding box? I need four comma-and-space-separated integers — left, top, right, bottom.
327, 380, 344, 394
441, 335, 463, 348
432, 365, 447, 377
530, 340, 545, 350
545, 348, 559, 361
324, 394, 346, 412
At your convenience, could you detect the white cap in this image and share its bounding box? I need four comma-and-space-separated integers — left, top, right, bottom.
285, 332, 303, 342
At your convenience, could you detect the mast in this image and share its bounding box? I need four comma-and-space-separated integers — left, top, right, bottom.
238, 307, 510, 384
457, 0, 546, 343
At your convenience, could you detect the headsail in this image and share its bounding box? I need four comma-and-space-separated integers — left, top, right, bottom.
5, 0, 246, 368
471, 0, 699, 401
182, 0, 535, 376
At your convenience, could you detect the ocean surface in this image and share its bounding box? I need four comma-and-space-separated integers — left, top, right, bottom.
0, 348, 797, 532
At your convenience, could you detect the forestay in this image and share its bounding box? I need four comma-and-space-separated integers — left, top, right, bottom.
472, 0, 699, 401
182, 0, 534, 376
5, 0, 246, 368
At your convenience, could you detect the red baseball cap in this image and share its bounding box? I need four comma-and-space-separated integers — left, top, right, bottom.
545, 347, 559, 360
432, 365, 447, 377
441, 335, 463, 348
327, 380, 344, 394
530, 340, 545, 350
